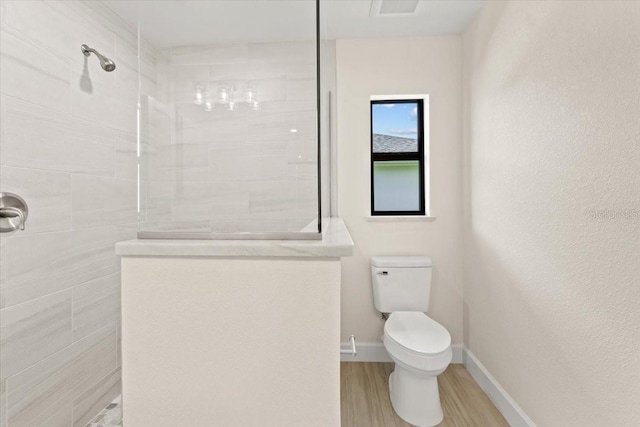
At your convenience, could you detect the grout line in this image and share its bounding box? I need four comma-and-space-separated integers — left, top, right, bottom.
4, 322, 118, 387
0, 224, 118, 239
2, 380, 7, 427
79, 367, 122, 427
0, 287, 72, 312
1, 270, 120, 312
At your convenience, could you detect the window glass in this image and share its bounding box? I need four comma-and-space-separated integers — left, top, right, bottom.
372, 102, 419, 153
370, 98, 425, 215
373, 161, 420, 212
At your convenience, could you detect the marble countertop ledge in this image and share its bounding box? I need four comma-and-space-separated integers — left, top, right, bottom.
115, 218, 354, 258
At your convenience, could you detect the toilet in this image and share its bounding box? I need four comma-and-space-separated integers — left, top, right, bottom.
371, 256, 452, 427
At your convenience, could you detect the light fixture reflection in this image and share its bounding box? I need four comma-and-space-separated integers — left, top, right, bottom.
218, 86, 230, 103
245, 87, 255, 103
193, 85, 204, 105
193, 84, 260, 112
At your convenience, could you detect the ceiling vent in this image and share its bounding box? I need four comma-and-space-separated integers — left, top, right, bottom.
370, 0, 420, 17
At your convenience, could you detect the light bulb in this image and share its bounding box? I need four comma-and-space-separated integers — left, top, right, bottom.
193, 86, 204, 105
218, 87, 229, 103
245, 87, 255, 103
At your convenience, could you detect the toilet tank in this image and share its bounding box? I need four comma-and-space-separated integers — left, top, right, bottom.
371, 256, 432, 312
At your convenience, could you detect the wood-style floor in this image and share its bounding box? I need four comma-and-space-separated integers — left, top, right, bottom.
341, 363, 509, 427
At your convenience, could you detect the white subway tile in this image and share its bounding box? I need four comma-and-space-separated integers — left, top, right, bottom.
156, 143, 209, 182
286, 61, 316, 80
208, 148, 252, 182
1, 97, 115, 176
112, 62, 139, 104
209, 182, 251, 218
286, 78, 317, 101
0, 380, 6, 427
0, 166, 72, 234
170, 43, 248, 66
110, 98, 138, 133
71, 176, 137, 228
249, 41, 316, 64
251, 77, 287, 102
114, 33, 138, 74
72, 367, 121, 427
1, 227, 116, 307
0, 2, 144, 425
69, 73, 116, 130
58, 1, 133, 49
0, 290, 72, 381
3, 0, 115, 68
116, 224, 138, 243
6, 324, 117, 427
0, 28, 70, 113
171, 64, 210, 93
171, 181, 212, 221
115, 132, 138, 180
40, 405, 73, 427
72, 273, 120, 342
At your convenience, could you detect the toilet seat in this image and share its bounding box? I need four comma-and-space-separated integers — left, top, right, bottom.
384, 312, 452, 372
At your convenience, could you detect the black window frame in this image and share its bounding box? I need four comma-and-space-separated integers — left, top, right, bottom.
370, 98, 426, 216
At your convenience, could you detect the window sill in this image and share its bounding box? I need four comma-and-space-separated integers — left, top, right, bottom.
365, 215, 436, 222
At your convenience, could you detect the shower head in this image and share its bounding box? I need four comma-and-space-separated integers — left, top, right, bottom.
81, 44, 116, 72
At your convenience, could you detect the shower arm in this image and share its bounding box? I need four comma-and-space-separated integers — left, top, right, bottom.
81, 44, 104, 60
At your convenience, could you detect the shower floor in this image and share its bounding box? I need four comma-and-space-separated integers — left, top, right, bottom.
85, 395, 122, 427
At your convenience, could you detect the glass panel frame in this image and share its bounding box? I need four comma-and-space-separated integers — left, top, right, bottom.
370, 98, 426, 216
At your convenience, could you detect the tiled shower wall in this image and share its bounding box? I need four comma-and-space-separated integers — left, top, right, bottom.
140, 40, 320, 233
0, 1, 153, 426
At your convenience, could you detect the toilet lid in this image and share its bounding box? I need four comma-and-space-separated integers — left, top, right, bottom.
385, 312, 451, 355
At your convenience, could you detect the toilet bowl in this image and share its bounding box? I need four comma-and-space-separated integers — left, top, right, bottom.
370, 256, 452, 427
384, 312, 452, 427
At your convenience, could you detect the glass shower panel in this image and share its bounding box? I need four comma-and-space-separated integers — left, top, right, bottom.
134, 1, 319, 237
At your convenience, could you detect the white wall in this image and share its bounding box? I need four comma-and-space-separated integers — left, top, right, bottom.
336, 37, 463, 345
121, 257, 341, 427
462, 1, 640, 425
0, 1, 147, 425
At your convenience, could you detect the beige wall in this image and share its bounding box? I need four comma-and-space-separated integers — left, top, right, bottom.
462, 1, 640, 425
121, 257, 341, 427
336, 37, 463, 344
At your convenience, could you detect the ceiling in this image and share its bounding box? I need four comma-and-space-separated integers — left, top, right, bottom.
106, 0, 484, 47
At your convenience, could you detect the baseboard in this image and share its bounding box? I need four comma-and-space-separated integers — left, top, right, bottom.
340, 341, 464, 364
340, 341, 392, 362
339, 342, 533, 425
463, 348, 536, 427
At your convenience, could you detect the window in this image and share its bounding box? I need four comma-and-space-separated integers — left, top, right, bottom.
370, 97, 426, 216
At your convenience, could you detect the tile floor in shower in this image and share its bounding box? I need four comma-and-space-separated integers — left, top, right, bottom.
85, 395, 122, 427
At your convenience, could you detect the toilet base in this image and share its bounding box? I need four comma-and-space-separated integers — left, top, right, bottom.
389, 365, 444, 427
